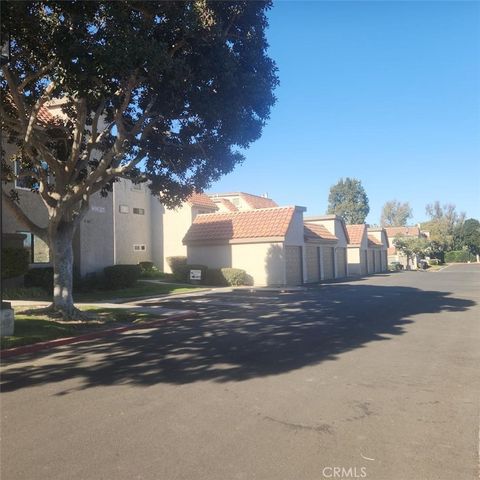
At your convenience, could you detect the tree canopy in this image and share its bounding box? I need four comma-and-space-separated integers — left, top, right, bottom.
454, 218, 480, 256
380, 200, 412, 227
421, 202, 465, 256
0, 0, 278, 316
327, 177, 369, 224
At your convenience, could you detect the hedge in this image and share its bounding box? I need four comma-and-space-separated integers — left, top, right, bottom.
139, 261, 154, 273
24, 267, 54, 293
104, 264, 141, 289
206, 267, 252, 286
166, 256, 187, 275
1, 247, 30, 279
444, 250, 476, 263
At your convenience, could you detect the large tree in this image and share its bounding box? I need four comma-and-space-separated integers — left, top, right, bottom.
327, 177, 369, 224
380, 199, 412, 227
393, 235, 429, 269
454, 218, 480, 259
1, 1, 278, 317
421, 201, 465, 255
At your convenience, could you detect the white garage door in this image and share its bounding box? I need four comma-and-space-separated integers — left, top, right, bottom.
305, 246, 320, 283
367, 250, 374, 274
360, 249, 368, 275
336, 247, 347, 278
375, 250, 382, 273
322, 246, 335, 280
285, 246, 303, 285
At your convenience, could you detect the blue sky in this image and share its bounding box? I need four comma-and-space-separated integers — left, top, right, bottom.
209, 1, 480, 225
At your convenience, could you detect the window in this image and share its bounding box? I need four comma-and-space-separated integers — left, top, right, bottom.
133, 244, 146, 252
119, 205, 129, 214
17, 231, 50, 263
14, 161, 35, 190
133, 208, 145, 215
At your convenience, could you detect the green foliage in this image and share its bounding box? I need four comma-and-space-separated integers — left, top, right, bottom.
1, 247, 30, 279
454, 218, 480, 256
380, 200, 412, 227
1, 1, 278, 206
388, 262, 404, 271
327, 177, 370, 224
393, 236, 429, 260
24, 267, 54, 293
104, 265, 141, 289
139, 261, 154, 273
166, 256, 188, 275
422, 202, 466, 254
2, 287, 49, 301
445, 250, 476, 263
206, 267, 252, 286
427, 258, 441, 266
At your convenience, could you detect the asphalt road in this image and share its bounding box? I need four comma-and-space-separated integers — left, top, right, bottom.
1, 264, 479, 480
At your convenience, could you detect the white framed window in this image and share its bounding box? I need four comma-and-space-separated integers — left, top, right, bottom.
17, 231, 50, 264
133, 207, 145, 215
14, 161, 34, 190
119, 204, 129, 214
133, 244, 146, 252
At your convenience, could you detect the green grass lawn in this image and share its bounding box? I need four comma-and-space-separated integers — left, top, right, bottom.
1, 306, 157, 350
3, 281, 205, 303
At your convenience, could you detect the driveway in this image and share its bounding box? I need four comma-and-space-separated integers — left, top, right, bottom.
1, 264, 479, 480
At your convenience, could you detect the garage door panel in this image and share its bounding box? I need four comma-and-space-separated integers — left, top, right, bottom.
322, 246, 335, 280
336, 247, 347, 278
285, 246, 303, 285
306, 246, 320, 283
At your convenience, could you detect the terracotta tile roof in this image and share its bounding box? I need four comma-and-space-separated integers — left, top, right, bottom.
183, 207, 295, 244
240, 193, 278, 209
346, 224, 366, 245
385, 226, 420, 238
213, 198, 238, 212
5, 92, 58, 125
368, 235, 383, 247
187, 192, 218, 210
304, 222, 337, 242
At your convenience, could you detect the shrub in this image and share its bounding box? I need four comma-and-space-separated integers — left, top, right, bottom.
445, 250, 476, 263
139, 261, 154, 273
166, 256, 187, 275
205, 268, 228, 286
3, 287, 48, 300
205, 267, 252, 286
428, 258, 440, 266
104, 265, 141, 289
1, 247, 30, 279
389, 262, 403, 272
220, 268, 252, 286
24, 267, 54, 293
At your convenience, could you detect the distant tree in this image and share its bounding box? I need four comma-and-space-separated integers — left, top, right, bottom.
421, 202, 465, 255
380, 200, 412, 227
393, 235, 429, 269
455, 218, 480, 258
1, 1, 278, 318
327, 177, 369, 224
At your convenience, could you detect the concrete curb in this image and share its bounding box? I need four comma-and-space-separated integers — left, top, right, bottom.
0, 310, 198, 360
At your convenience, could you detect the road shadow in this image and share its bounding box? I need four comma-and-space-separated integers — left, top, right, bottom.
1, 284, 476, 393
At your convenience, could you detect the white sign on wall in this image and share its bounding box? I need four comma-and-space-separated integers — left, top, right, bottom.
91, 205, 106, 213
190, 269, 202, 281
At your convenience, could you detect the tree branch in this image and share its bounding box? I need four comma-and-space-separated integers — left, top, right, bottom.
17, 60, 56, 91
1, 188, 48, 242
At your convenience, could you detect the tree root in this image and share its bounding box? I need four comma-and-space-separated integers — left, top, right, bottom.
19, 304, 90, 321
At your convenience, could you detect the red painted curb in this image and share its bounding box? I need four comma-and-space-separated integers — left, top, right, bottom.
0, 311, 198, 360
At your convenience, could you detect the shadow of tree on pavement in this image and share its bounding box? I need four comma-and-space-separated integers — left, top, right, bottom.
1, 284, 476, 393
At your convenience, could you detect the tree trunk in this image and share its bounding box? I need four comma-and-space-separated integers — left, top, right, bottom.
50, 221, 77, 318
